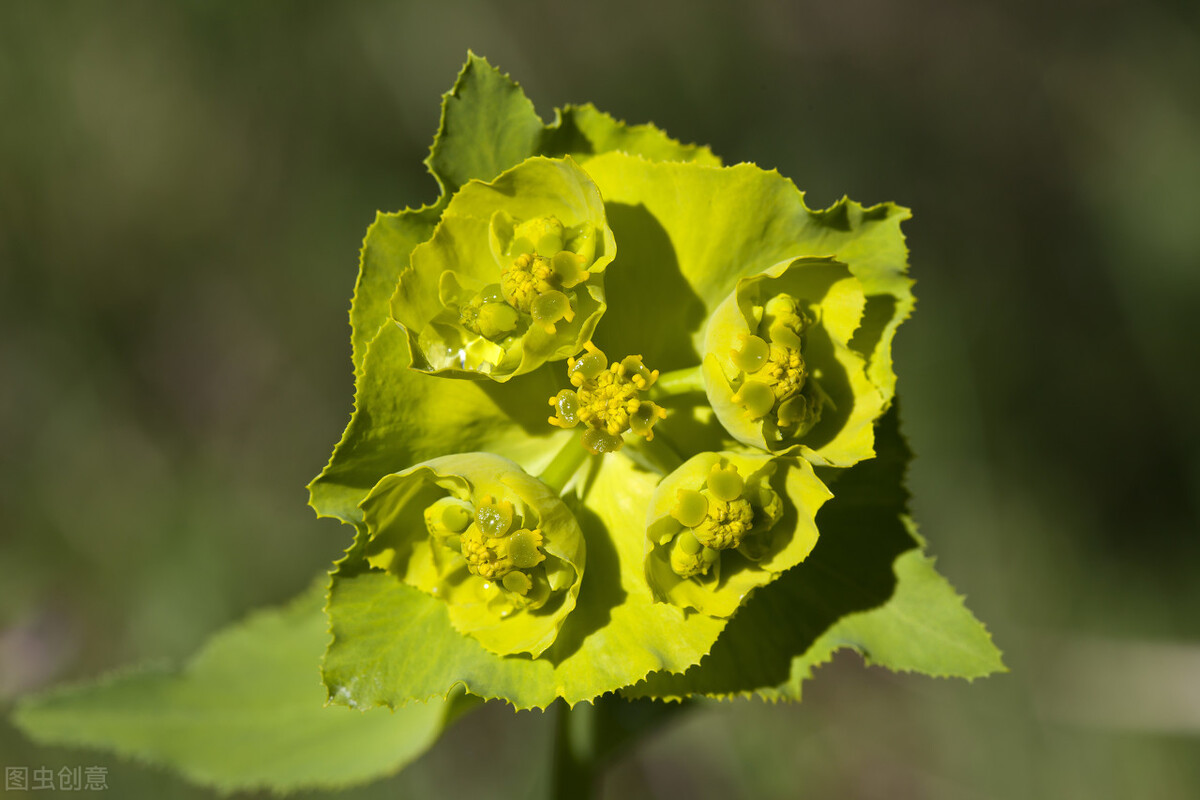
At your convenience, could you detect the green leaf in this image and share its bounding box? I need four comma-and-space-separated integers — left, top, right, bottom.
814, 200, 914, 404
427, 52, 545, 195
579, 153, 912, 465
11, 584, 461, 794
427, 54, 722, 199
323, 453, 728, 711
541, 103, 722, 167
350, 204, 444, 381
627, 406, 1004, 701
309, 322, 567, 526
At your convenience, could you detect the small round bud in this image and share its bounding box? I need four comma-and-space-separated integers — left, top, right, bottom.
548, 389, 580, 428
476, 302, 519, 339
677, 529, 703, 555
732, 380, 776, 419
581, 428, 623, 454
569, 343, 608, 385
502, 570, 533, 595
730, 334, 770, 373
511, 215, 566, 257
508, 528, 546, 569
425, 497, 474, 536
552, 250, 590, 288
531, 290, 574, 334
670, 534, 718, 578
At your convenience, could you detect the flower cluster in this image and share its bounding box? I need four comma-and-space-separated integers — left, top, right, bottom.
10, 55, 1002, 796
305, 55, 968, 714
547, 342, 667, 454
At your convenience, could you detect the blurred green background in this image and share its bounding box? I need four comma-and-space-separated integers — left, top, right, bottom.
2, 1, 1198, 797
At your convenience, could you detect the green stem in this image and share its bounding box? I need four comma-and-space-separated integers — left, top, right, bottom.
626, 432, 685, 475
549, 696, 692, 800
538, 436, 592, 494
551, 700, 597, 800
651, 365, 706, 399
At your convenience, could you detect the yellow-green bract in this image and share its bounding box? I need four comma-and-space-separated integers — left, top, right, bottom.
392, 157, 616, 381
360, 453, 585, 658
702, 256, 884, 466
644, 452, 831, 617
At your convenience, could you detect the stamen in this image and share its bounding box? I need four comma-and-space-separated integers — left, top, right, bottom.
427, 495, 549, 600
547, 342, 668, 454
723, 292, 821, 435
657, 461, 778, 578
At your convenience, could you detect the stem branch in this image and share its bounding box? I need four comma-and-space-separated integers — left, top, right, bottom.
538, 435, 592, 494
625, 432, 685, 475
552, 700, 597, 800
651, 365, 706, 399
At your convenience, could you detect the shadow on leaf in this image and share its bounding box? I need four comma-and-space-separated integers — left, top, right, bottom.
540, 497, 627, 665
594, 203, 706, 371
629, 404, 917, 697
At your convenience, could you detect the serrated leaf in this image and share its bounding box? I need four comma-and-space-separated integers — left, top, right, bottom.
627, 406, 1004, 701
309, 322, 567, 525
427, 52, 545, 195
323, 453, 728, 712
427, 54, 721, 201
791, 525, 1006, 686
11, 585, 460, 794
580, 153, 911, 466
541, 103, 722, 167
350, 204, 445, 381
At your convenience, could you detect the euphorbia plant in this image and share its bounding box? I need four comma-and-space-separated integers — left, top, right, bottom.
12, 54, 1003, 796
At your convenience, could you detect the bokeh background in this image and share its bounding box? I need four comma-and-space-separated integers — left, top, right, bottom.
3, 1, 1198, 797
